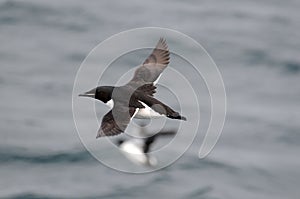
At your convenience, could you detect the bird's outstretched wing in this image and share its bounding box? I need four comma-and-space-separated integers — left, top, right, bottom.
127, 38, 170, 86
143, 130, 177, 153
96, 105, 136, 138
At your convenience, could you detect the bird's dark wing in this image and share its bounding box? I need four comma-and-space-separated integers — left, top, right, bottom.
139, 95, 187, 121
135, 83, 157, 97
143, 130, 177, 153
127, 38, 170, 86
96, 105, 136, 138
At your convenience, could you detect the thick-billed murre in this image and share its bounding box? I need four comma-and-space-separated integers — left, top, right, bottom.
79, 38, 186, 138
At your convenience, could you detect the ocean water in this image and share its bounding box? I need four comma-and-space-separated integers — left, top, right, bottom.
1, 0, 300, 198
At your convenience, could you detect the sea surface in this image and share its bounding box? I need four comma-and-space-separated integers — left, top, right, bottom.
1, 0, 300, 198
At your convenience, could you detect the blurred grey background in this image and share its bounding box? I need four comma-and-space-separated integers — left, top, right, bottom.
0, 0, 299, 198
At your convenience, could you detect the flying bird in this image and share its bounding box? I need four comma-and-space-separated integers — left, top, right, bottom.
116, 129, 177, 167
79, 38, 186, 138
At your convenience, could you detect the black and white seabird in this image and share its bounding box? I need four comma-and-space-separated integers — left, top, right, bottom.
79, 38, 186, 138
116, 129, 176, 167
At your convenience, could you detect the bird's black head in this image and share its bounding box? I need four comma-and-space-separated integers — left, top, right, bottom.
79, 86, 114, 103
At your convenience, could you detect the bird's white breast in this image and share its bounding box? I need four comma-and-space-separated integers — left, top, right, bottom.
135, 101, 163, 119
105, 99, 114, 109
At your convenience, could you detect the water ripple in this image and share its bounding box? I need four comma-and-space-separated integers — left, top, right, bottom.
0, 150, 94, 164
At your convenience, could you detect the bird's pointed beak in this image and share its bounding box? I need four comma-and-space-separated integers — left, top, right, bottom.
78, 89, 96, 98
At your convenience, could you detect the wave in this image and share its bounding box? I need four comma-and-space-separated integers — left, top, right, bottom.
0, 1, 58, 25
282, 61, 300, 73
5, 193, 59, 199
184, 186, 214, 199
242, 48, 300, 74
0, 0, 96, 32
0, 150, 94, 164
176, 155, 238, 173
4, 193, 102, 199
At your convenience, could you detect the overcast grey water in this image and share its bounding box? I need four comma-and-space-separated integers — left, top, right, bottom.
1, 0, 300, 198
